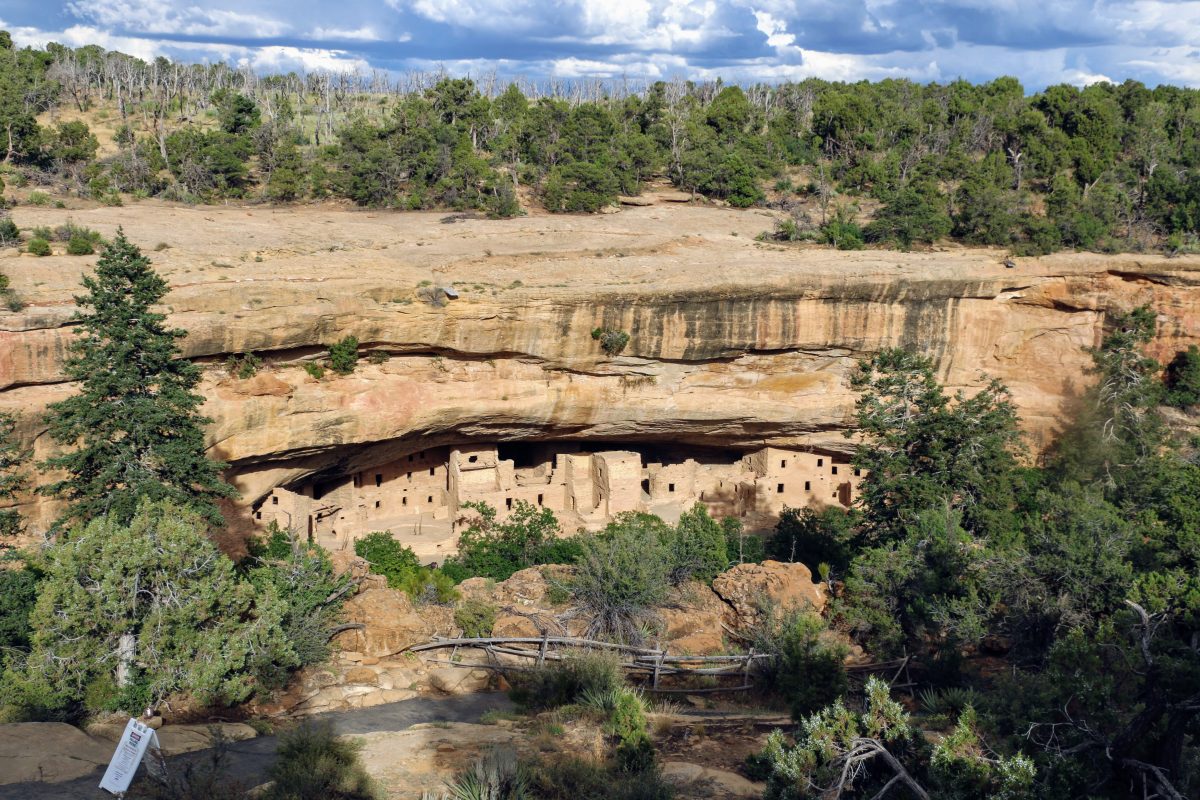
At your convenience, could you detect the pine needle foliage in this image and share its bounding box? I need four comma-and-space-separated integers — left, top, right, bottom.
39, 229, 234, 528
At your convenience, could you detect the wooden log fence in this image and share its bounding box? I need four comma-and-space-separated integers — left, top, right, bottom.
405, 635, 918, 694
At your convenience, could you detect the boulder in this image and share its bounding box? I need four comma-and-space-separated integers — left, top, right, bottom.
712, 560, 825, 632
343, 666, 381, 686
661, 761, 763, 798
156, 723, 258, 754
334, 582, 432, 658
0, 722, 113, 785
428, 667, 492, 695
660, 582, 729, 655
619, 195, 655, 206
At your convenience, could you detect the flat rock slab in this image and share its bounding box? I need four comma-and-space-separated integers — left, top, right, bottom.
0, 723, 114, 785
662, 760, 764, 798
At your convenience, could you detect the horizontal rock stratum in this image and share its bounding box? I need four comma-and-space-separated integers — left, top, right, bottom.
2, 200, 1199, 533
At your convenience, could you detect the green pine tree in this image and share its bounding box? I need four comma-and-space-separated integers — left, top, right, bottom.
0, 412, 26, 538
40, 229, 234, 527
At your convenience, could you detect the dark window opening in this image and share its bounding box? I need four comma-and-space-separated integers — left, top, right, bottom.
832, 466, 838, 475
854, 468, 862, 477
641, 478, 650, 494
668, 483, 675, 492
272, 496, 278, 505
804, 481, 811, 491
375, 473, 383, 487
406, 472, 412, 480
402, 497, 408, 506
817, 458, 824, 467
468, 455, 478, 463
427, 496, 433, 503
429, 467, 435, 476
505, 497, 513, 510
537, 494, 544, 506
256, 511, 261, 520
777, 483, 785, 493
780, 459, 787, 468
375, 500, 381, 509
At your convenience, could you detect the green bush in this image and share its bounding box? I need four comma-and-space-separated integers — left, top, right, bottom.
26, 237, 50, 256
354, 530, 456, 604
329, 335, 359, 375
1165, 345, 1200, 408
303, 361, 326, 379
0, 565, 40, 654
525, 756, 674, 800
455, 598, 497, 638
261, 720, 379, 800
591, 327, 630, 356
27, 191, 50, 206
660, 503, 728, 585
441, 500, 577, 583
750, 607, 848, 720
0, 218, 18, 245
766, 506, 859, 576
570, 525, 670, 643
508, 649, 624, 710
66, 234, 95, 255
225, 352, 262, 379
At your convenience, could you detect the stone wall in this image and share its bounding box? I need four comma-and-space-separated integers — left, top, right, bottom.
256, 443, 861, 559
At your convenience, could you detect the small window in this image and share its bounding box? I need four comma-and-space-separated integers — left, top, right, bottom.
854, 468, 862, 477
429, 467, 435, 476
537, 493, 544, 506
668, 483, 675, 493
832, 491, 837, 498
406, 472, 412, 480
468, 455, 478, 463
505, 497, 513, 510
375, 473, 383, 487
256, 511, 262, 520
804, 481, 811, 491
780, 459, 787, 468
832, 466, 838, 475
777, 483, 785, 493
427, 495, 433, 503
408, 454, 414, 462
375, 500, 381, 509
402, 496, 408, 506
817, 458, 824, 467
272, 496, 278, 505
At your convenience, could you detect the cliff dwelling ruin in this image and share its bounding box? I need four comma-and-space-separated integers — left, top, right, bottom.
254, 442, 864, 561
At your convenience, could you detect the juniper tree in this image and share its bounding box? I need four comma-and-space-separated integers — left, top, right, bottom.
40, 229, 234, 527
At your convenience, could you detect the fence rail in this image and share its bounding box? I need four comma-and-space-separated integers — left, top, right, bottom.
406, 635, 916, 693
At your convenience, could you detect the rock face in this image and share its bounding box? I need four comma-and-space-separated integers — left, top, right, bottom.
2, 201, 1199, 533
712, 560, 826, 632
333, 575, 432, 658
0, 722, 114, 785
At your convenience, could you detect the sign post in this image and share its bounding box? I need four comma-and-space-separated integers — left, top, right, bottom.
98, 718, 161, 795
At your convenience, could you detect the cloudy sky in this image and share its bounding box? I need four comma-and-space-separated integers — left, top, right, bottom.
2, 0, 1200, 88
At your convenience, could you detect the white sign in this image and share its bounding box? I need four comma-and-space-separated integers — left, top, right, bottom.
99, 718, 161, 795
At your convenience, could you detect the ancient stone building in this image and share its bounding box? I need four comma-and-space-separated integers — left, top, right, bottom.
255, 443, 863, 561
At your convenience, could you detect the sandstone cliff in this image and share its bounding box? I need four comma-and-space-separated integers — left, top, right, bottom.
2, 200, 1199, 532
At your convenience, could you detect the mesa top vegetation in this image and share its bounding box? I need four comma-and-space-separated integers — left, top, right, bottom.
4, 30, 1200, 254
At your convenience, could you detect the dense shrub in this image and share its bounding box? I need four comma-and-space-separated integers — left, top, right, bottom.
0, 217, 18, 245
590, 327, 630, 356
507, 649, 624, 710
4, 500, 293, 717
454, 598, 497, 638
570, 524, 671, 643
0, 564, 39, 653
766, 506, 859, 577
328, 335, 359, 375
26, 237, 50, 256
225, 352, 262, 379
441, 500, 578, 582
1165, 345, 1200, 407
354, 530, 456, 604
261, 720, 379, 800
749, 607, 848, 720
660, 503, 728, 585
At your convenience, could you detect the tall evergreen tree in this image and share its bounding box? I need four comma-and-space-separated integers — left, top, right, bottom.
40, 229, 234, 527
0, 412, 26, 538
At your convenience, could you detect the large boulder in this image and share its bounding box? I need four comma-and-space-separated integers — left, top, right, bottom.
711, 560, 825, 633
334, 575, 432, 658
660, 582, 729, 655
0, 722, 114, 785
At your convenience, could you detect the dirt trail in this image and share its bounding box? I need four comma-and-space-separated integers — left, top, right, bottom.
0, 692, 513, 799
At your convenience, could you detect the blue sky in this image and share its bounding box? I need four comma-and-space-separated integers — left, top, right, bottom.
3, 1, 1200, 88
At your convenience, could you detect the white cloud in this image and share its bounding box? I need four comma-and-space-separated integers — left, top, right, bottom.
66, 0, 289, 37
307, 25, 384, 41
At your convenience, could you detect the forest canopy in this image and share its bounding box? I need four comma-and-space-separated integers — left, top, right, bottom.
5, 33, 1200, 254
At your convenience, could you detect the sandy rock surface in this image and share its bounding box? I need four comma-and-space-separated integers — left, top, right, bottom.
2, 201, 1198, 533
713, 559, 826, 632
